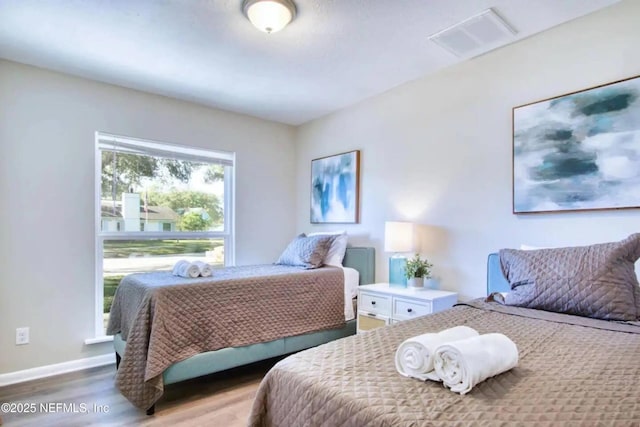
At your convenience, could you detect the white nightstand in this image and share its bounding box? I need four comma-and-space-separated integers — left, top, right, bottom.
357, 283, 458, 333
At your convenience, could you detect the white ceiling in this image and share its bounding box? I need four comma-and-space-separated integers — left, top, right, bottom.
0, 0, 620, 125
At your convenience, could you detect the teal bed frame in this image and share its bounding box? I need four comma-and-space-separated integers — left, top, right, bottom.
486, 253, 510, 294
114, 247, 375, 413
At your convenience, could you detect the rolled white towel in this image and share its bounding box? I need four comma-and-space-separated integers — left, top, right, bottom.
192, 260, 213, 278
172, 260, 200, 278
395, 326, 479, 381
172, 260, 189, 275
434, 333, 519, 395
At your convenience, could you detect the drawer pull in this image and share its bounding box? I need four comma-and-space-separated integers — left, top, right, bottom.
407, 308, 413, 313
371, 301, 376, 305
367, 313, 377, 317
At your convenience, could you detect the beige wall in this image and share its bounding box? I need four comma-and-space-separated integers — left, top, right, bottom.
295, 1, 640, 299
0, 60, 296, 373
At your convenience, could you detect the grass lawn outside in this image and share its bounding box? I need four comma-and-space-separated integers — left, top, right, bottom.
104, 239, 223, 258
104, 275, 123, 313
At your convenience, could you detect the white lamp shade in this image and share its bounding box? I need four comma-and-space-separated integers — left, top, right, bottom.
384, 221, 414, 253
245, 0, 294, 33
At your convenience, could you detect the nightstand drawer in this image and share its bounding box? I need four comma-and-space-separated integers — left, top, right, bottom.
357, 312, 389, 332
393, 297, 432, 321
359, 292, 391, 315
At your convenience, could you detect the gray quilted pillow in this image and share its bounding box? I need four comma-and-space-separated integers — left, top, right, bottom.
499, 233, 640, 321
276, 234, 335, 269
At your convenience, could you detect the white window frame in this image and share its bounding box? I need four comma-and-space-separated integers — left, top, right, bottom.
91, 132, 235, 339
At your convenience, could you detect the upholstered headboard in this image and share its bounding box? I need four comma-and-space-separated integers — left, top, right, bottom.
487, 253, 510, 295
343, 247, 375, 286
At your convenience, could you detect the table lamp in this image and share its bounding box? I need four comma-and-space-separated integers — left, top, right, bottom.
384, 221, 414, 287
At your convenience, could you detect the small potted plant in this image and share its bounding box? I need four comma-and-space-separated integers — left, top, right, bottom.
404, 253, 433, 288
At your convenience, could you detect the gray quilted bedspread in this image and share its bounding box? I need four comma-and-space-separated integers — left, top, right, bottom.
106, 265, 345, 410
248, 300, 640, 426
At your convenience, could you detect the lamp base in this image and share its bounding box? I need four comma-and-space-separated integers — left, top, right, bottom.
389, 256, 407, 288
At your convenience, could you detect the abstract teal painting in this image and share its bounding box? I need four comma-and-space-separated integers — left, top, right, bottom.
311, 150, 360, 223
513, 75, 640, 214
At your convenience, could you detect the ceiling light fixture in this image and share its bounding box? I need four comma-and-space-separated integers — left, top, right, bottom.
242, 0, 296, 34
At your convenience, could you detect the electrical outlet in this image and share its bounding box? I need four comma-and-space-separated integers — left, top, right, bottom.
16, 327, 29, 345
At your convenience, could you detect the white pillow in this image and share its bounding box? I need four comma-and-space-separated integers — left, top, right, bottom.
520, 244, 544, 250
308, 231, 348, 266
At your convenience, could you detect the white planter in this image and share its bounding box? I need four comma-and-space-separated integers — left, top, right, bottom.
407, 277, 424, 288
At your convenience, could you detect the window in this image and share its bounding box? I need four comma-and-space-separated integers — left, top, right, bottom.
94, 132, 235, 336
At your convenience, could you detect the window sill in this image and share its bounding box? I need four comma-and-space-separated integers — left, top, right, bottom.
84, 336, 114, 345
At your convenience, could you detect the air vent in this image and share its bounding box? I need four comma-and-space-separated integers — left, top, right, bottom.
428, 9, 517, 58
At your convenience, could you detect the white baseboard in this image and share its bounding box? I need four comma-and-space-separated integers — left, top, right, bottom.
0, 353, 116, 387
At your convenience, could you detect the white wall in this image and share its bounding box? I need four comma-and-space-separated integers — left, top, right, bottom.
0, 60, 296, 373
2, 0, 638, 377
295, 0, 640, 299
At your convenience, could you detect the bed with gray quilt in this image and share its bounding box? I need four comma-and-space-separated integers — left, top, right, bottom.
107, 241, 375, 412
248, 235, 640, 426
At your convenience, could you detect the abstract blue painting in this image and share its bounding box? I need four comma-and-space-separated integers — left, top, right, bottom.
311, 150, 360, 223
513, 75, 640, 214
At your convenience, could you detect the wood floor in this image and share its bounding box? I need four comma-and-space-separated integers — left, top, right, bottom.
0, 357, 281, 427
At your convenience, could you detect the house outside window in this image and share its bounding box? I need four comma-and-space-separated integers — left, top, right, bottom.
95, 132, 235, 336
